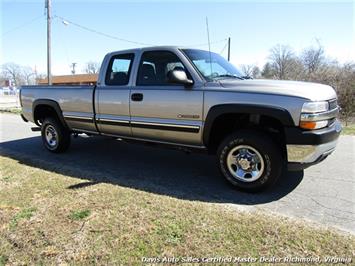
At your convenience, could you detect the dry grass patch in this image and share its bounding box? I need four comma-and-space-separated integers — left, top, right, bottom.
0, 156, 354, 265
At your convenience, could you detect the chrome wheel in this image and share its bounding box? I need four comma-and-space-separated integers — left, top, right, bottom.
226, 145, 265, 182
45, 125, 58, 149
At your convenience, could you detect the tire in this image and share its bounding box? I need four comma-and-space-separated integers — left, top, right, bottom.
217, 129, 282, 192
41, 117, 71, 153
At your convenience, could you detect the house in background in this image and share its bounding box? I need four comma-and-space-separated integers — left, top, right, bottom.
37, 74, 98, 86
0, 80, 17, 95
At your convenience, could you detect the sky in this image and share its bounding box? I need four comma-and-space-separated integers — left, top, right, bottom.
1, 0, 354, 75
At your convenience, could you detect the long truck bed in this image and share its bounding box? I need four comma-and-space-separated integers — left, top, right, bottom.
21, 85, 97, 133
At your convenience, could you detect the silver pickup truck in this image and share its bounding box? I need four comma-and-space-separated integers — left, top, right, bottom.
20, 46, 342, 192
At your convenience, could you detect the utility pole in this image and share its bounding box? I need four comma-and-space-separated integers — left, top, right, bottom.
46, 0, 52, 85
227, 37, 231, 61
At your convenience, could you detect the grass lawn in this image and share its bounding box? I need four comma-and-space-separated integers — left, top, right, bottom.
342, 122, 355, 135
0, 108, 21, 115
0, 156, 354, 265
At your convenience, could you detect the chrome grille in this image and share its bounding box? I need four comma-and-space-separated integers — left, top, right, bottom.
329, 99, 338, 110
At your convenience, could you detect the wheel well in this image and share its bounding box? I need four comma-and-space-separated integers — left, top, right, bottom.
207, 113, 286, 155
33, 105, 61, 126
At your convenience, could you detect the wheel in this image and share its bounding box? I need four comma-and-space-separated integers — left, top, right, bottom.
217, 129, 282, 192
41, 117, 71, 153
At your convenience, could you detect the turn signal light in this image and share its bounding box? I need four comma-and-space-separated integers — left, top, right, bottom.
300, 120, 328, 130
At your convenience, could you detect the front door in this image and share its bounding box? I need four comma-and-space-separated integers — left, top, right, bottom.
130, 51, 203, 146
96, 53, 135, 136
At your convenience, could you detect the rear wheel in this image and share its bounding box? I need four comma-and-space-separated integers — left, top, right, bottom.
41, 117, 71, 153
217, 130, 282, 192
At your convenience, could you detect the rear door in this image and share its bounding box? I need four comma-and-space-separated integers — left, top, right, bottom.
95, 53, 134, 136
130, 50, 204, 146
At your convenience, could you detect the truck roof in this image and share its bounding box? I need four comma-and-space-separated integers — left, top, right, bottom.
106, 46, 200, 56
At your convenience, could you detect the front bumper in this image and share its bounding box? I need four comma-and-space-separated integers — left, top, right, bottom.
285, 120, 342, 171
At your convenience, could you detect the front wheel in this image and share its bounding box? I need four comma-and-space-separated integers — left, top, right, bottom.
217, 130, 283, 192
41, 117, 71, 153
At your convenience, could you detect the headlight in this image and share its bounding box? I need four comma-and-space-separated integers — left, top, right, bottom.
301, 101, 329, 113
300, 101, 333, 130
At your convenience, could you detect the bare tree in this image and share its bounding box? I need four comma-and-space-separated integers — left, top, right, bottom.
240, 64, 254, 77
21, 66, 36, 85
268, 44, 295, 80
1, 63, 37, 86
338, 84, 355, 126
1, 63, 23, 86
240, 64, 261, 78
301, 42, 325, 79
84, 61, 100, 74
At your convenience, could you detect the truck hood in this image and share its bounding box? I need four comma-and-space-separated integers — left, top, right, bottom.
219, 79, 336, 101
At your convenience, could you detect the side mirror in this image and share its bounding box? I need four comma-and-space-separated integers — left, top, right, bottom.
168, 70, 194, 87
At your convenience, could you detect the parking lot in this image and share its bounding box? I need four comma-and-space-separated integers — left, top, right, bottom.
0, 113, 354, 233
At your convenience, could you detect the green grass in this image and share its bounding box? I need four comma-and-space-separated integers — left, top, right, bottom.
9, 207, 37, 229
0, 255, 8, 266
341, 122, 355, 135
0, 156, 353, 265
69, 209, 91, 220
0, 107, 21, 115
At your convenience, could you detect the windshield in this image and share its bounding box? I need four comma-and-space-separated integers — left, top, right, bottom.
182, 49, 243, 81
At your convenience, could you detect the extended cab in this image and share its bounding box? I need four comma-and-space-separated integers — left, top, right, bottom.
20, 47, 342, 192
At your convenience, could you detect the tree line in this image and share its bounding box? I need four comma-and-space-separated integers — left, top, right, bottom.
240, 43, 354, 124
0, 62, 100, 86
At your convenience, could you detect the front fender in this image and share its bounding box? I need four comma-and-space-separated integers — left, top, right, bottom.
203, 104, 295, 145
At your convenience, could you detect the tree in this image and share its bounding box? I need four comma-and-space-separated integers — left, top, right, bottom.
301, 43, 325, 79
21, 66, 36, 85
338, 83, 355, 126
84, 61, 100, 74
268, 44, 296, 80
1, 63, 38, 86
240, 64, 261, 78
1, 63, 23, 86
240, 64, 254, 77
261, 62, 276, 79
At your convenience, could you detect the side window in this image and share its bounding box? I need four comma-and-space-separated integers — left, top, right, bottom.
136, 51, 189, 86
106, 53, 134, 86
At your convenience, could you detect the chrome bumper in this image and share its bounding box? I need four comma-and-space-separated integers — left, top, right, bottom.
287, 138, 338, 164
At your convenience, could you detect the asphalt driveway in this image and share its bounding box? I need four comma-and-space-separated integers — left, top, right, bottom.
0, 113, 354, 233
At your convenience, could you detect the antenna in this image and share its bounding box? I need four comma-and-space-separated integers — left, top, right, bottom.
228, 37, 231, 61
205, 17, 213, 77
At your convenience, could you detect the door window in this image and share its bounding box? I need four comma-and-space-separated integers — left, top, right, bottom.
136, 51, 190, 86
106, 54, 134, 86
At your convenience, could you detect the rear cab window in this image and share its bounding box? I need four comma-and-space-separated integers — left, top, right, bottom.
105, 53, 134, 86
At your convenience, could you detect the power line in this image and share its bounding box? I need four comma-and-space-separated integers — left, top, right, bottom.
219, 40, 228, 55
1, 14, 44, 37
55, 14, 227, 48
54, 15, 153, 46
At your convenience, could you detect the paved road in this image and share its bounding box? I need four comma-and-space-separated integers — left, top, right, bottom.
1, 113, 354, 233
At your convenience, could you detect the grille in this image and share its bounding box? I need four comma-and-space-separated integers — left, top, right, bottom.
329, 99, 338, 110
328, 118, 336, 127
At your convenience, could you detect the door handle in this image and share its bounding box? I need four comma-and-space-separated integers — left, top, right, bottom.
131, 93, 143, 101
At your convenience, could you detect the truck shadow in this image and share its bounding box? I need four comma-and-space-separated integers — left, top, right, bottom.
0, 136, 304, 205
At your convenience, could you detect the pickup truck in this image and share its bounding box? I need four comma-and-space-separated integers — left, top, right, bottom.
20, 46, 342, 192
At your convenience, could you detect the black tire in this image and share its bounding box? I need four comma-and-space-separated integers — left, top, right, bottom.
217, 129, 282, 193
41, 117, 71, 153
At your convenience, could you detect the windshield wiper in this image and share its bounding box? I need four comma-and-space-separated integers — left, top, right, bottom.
214, 74, 245, 80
